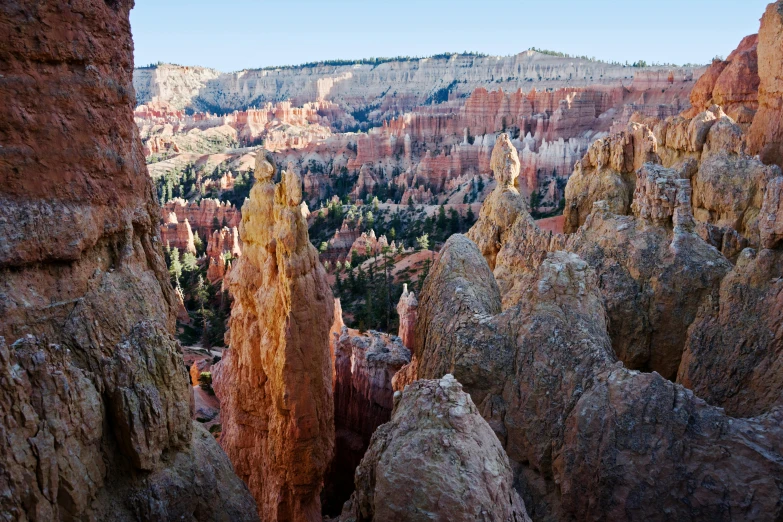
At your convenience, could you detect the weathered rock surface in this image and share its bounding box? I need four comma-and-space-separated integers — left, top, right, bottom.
324, 327, 411, 516
395, 284, 418, 350
678, 247, 783, 417
748, 1, 783, 169
213, 153, 335, 521
337, 375, 530, 522
415, 234, 783, 521
685, 34, 759, 121
474, 135, 732, 378
563, 121, 657, 232
0, 1, 257, 519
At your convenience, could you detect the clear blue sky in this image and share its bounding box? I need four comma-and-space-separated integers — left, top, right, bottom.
131, 0, 769, 71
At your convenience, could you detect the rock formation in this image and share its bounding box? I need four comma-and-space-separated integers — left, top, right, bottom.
684, 35, 759, 122
337, 375, 531, 522
324, 327, 411, 515
480, 132, 737, 379
395, 284, 418, 350
563, 120, 658, 233
677, 246, 783, 417
414, 234, 783, 521
0, 1, 257, 519
134, 53, 699, 120
212, 153, 335, 521
160, 213, 197, 254
161, 198, 241, 238
748, 1, 783, 169
139, 48, 702, 218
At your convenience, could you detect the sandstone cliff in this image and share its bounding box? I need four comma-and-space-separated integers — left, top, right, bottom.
212, 153, 335, 521
748, 1, 783, 168
337, 375, 531, 522
134, 52, 700, 120
555, 8, 783, 403
0, 1, 257, 519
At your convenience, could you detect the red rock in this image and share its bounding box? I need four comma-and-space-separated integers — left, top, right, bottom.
161, 197, 241, 238
213, 153, 335, 521
160, 214, 197, 254
0, 1, 257, 518
749, 1, 783, 169
685, 35, 759, 121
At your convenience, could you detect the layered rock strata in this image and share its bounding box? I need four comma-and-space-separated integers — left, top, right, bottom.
213, 153, 335, 521
337, 375, 531, 522
0, 1, 257, 519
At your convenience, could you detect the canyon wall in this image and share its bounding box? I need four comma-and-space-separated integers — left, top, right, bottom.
417, 236, 783, 521
213, 153, 335, 521
134, 52, 701, 119
0, 1, 257, 520
325, 327, 410, 515
413, 132, 783, 520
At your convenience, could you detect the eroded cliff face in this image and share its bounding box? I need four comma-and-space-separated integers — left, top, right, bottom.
0, 1, 257, 520
134, 53, 700, 118
212, 153, 335, 521
554, 9, 783, 404
748, 1, 783, 168
415, 232, 783, 521
337, 375, 531, 522
323, 326, 411, 516
472, 135, 732, 379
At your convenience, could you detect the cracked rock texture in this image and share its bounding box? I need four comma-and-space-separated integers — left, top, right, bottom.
337, 375, 530, 522
415, 234, 783, 521
0, 1, 257, 519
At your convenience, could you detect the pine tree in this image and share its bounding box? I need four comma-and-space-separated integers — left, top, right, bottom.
168, 248, 183, 291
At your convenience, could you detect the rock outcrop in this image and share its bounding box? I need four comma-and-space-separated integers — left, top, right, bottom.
474, 134, 732, 378
213, 153, 335, 521
324, 328, 411, 515
0, 1, 257, 519
414, 234, 783, 521
337, 375, 531, 522
678, 247, 783, 417
684, 35, 759, 122
563, 121, 657, 233
748, 0, 783, 169
395, 283, 418, 350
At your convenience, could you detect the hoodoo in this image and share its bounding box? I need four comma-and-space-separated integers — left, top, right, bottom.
213, 153, 335, 521
5, 1, 783, 521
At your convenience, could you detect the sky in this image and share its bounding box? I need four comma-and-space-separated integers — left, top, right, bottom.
131, 0, 769, 72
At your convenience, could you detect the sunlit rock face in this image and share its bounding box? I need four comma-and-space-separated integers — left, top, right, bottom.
0, 1, 257, 519
212, 152, 335, 521
748, 1, 783, 171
